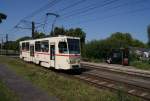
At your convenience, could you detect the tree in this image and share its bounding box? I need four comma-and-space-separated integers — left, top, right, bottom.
0, 13, 7, 23
34, 31, 46, 39
16, 36, 31, 42
51, 27, 86, 49
108, 32, 133, 48
82, 32, 146, 60
52, 27, 65, 36
147, 25, 150, 47
66, 28, 86, 48
132, 39, 145, 48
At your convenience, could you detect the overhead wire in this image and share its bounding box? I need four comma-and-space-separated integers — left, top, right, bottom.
62, 0, 144, 20
70, 6, 150, 26
13, 0, 63, 32
60, 0, 120, 19
58, 0, 149, 26
3, 0, 150, 39
54, 0, 87, 13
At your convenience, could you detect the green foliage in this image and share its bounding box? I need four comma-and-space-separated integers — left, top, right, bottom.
52, 27, 66, 36
6, 41, 17, 50
4, 31, 47, 51
107, 32, 145, 48
16, 36, 31, 42
52, 27, 86, 45
66, 28, 86, 44
83, 32, 146, 60
15, 36, 31, 51
132, 39, 146, 47
108, 32, 132, 48
34, 31, 46, 39
0, 13, 7, 23
130, 60, 150, 70
147, 25, 150, 47
52, 27, 86, 49
82, 40, 109, 60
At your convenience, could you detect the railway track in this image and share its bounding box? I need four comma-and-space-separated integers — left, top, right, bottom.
73, 63, 150, 101
81, 62, 150, 78
74, 73, 150, 100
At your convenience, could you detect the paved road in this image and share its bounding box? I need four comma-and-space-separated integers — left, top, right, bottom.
0, 64, 59, 101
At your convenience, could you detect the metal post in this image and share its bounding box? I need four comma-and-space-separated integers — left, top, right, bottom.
6, 34, 8, 55
32, 21, 35, 39
0, 38, 3, 55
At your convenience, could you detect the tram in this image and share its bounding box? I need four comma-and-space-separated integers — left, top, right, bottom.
20, 36, 81, 70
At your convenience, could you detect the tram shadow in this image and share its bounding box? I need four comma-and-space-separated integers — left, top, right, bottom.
49, 67, 91, 75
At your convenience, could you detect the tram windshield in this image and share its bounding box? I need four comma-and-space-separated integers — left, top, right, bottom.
58, 39, 80, 54
67, 39, 80, 54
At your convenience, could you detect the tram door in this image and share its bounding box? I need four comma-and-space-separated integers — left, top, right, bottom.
30, 45, 34, 62
30, 45, 34, 57
50, 44, 55, 67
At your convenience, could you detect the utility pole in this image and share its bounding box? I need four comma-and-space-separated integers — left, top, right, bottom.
5, 34, 8, 55
0, 38, 3, 55
32, 21, 35, 39
2, 37, 3, 48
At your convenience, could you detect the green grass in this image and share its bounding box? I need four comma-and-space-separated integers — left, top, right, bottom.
130, 60, 150, 70
0, 56, 142, 101
0, 80, 19, 101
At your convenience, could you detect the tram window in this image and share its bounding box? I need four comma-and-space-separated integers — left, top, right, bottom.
41, 41, 49, 52
35, 41, 41, 52
22, 43, 26, 50
67, 39, 80, 54
26, 42, 29, 51
58, 42, 68, 54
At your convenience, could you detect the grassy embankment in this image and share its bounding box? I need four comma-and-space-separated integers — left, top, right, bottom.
0, 56, 141, 101
0, 80, 19, 101
130, 60, 150, 70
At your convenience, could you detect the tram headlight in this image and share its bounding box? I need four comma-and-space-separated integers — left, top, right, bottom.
70, 60, 74, 64
67, 59, 73, 64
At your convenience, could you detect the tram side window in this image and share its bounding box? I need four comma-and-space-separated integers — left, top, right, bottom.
58, 42, 68, 54
22, 43, 26, 50
26, 42, 29, 51
35, 41, 41, 52
41, 41, 49, 52
22, 42, 29, 51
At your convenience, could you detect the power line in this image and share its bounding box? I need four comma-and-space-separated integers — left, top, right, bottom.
55, 0, 87, 13
13, 0, 62, 33
22, 0, 61, 20
61, 0, 120, 19
38, 0, 88, 34
4, 0, 64, 38
59, 0, 148, 25
70, 6, 150, 26
62, 0, 144, 20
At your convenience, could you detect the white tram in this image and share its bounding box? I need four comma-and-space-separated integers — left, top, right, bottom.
20, 36, 81, 70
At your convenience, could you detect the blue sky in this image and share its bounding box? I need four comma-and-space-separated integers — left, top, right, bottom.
0, 0, 150, 43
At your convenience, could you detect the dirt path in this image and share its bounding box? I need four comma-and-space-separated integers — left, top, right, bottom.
0, 64, 59, 101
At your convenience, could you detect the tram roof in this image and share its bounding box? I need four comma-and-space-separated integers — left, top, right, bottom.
20, 36, 80, 43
